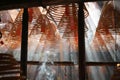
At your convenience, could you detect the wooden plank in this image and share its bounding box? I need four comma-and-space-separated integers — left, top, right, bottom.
0, 57, 16, 61
0, 64, 19, 67
0, 71, 21, 75
18, 61, 120, 66
0, 60, 18, 65
0, 66, 20, 72
86, 62, 120, 66
19, 61, 75, 66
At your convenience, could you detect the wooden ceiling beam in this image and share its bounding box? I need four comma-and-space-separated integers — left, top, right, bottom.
0, 0, 111, 10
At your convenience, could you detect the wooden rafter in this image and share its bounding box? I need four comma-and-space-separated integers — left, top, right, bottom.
0, 0, 112, 10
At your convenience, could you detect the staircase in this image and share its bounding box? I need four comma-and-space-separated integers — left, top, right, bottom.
0, 53, 25, 80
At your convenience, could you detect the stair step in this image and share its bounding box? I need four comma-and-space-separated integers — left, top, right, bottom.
0, 76, 25, 80
0, 64, 20, 67
0, 56, 16, 60
0, 71, 21, 75
0, 60, 18, 65
0, 54, 13, 57
0, 66, 20, 72
0, 53, 24, 80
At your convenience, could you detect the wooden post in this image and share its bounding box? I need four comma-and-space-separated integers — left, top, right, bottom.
78, 1, 86, 80
20, 8, 28, 80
